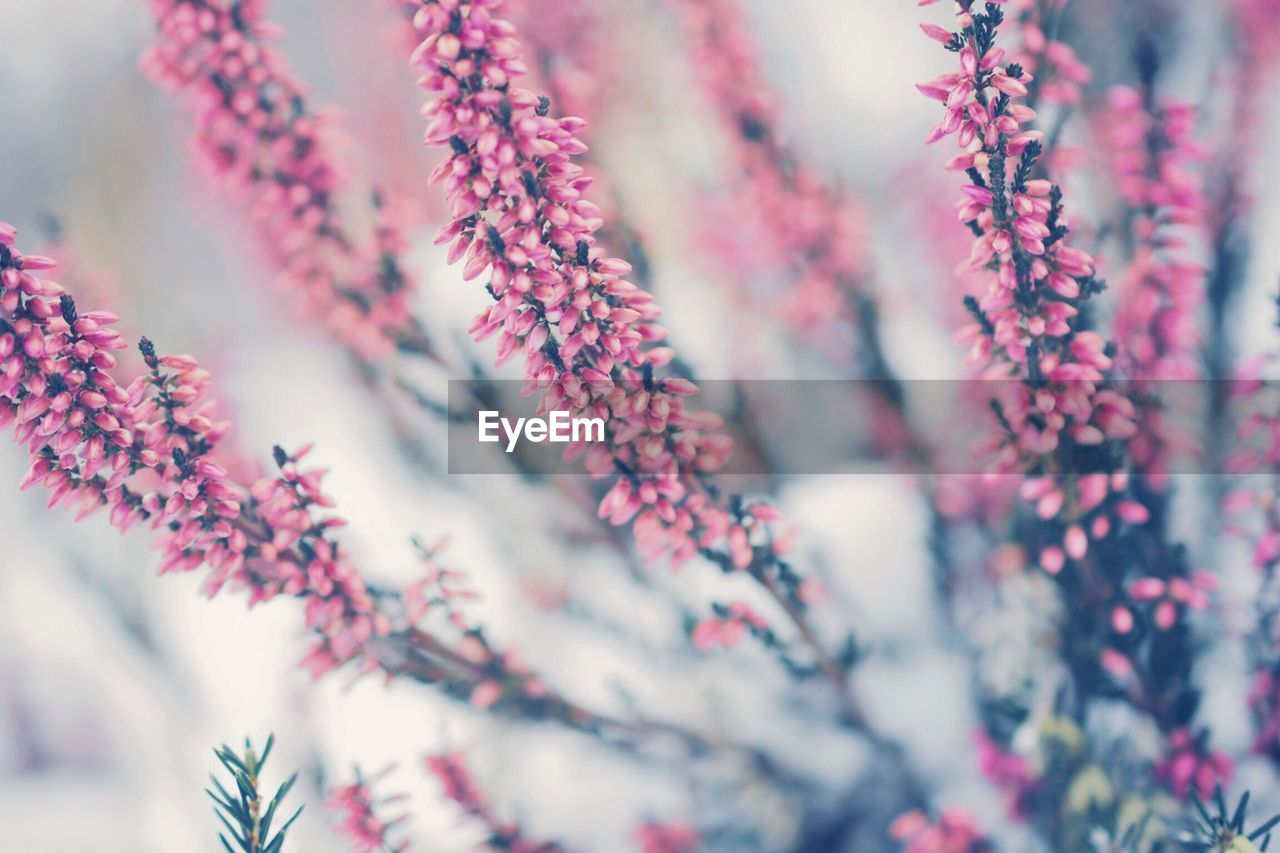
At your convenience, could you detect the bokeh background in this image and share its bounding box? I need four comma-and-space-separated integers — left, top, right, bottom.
2, 0, 1280, 850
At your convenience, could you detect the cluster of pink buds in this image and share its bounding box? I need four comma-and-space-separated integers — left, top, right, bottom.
401, 539, 553, 711
1232, 0, 1280, 77
1019, 473, 1149, 574
141, 0, 421, 360
1116, 574, 1214, 634
919, 1, 1155, 576
1249, 670, 1280, 760
632, 820, 701, 853
327, 770, 410, 853
1228, 0, 1280, 182
1225, 354, 1280, 764
425, 752, 563, 852
1103, 85, 1206, 487
690, 602, 770, 650
669, 0, 871, 358
1097, 571, 1215, 688
1002, 0, 1091, 107
501, 0, 652, 266
920, 0, 1227, 813
1154, 729, 1234, 801
2, 225, 229, 547
1224, 353, 1280, 504
1, 222, 392, 680
405, 0, 789, 582
5, 223, 664, 756
504, 0, 608, 123
889, 808, 991, 853
974, 729, 1036, 817
258, 445, 392, 679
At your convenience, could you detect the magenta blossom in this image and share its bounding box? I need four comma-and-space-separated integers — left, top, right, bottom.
632, 820, 701, 853
327, 771, 410, 853
1154, 729, 1233, 801
425, 752, 563, 852
669, 0, 871, 359
142, 0, 423, 361
918, 1, 1152, 574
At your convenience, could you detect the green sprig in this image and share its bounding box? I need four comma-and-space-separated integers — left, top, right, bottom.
206, 734, 303, 853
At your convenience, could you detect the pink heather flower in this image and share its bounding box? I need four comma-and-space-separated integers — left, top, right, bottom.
974, 729, 1036, 816
921, 12, 1217, 797
2, 227, 605, 732
690, 602, 770, 650
632, 820, 701, 853
0, 224, 391, 679
1229, 0, 1280, 172
327, 771, 410, 853
425, 752, 563, 852
141, 0, 423, 361
1099, 648, 1135, 681
1227, 353, 1280, 765
504, 0, 611, 123
1126, 573, 1214, 631
406, 26, 874, 741
424, 752, 489, 818
406, 0, 780, 578
1249, 670, 1280, 759
1005, 0, 1092, 108
1224, 355, 1280, 564
918, 3, 1154, 575
668, 0, 871, 359
1102, 85, 1207, 488
1154, 729, 1233, 801
889, 808, 990, 853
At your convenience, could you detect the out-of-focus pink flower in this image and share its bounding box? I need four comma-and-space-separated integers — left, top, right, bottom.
141, 0, 423, 361
632, 820, 701, 853
890, 808, 990, 853
690, 602, 769, 650
1, 226, 390, 675
668, 0, 871, 361
1249, 670, 1280, 759
425, 752, 563, 851
918, 3, 1153, 576
327, 772, 410, 853
1154, 729, 1233, 801
1126, 573, 1214, 631
1005, 0, 1092, 108
1101, 85, 1207, 489
1099, 648, 1135, 681
974, 729, 1036, 816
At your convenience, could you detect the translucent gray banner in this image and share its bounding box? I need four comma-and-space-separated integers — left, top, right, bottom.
445, 379, 1263, 476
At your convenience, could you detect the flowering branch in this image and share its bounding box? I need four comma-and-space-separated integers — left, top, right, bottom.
1226, 341, 1280, 765
147, 0, 705, 627
425, 751, 564, 852
920, 0, 1227, 831
0, 222, 773, 764
328, 768, 411, 853
1103, 77, 1206, 492
142, 0, 429, 362
632, 820, 701, 853
667, 0, 875, 367
890, 809, 992, 853
1005, 0, 1091, 112
402, 0, 877, 731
